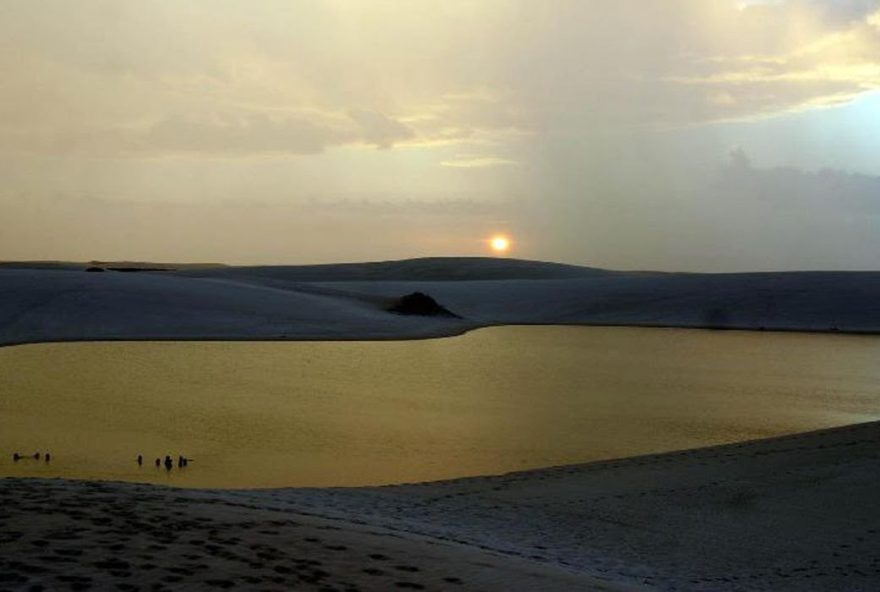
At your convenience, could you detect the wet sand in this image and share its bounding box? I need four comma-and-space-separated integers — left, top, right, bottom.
2, 420, 879, 591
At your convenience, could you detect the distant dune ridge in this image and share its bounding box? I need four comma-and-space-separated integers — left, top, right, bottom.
1, 257, 879, 346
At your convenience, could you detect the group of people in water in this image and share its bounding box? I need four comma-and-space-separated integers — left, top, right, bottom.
11, 452, 50, 462
137, 454, 191, 470
9, 451, 192, 472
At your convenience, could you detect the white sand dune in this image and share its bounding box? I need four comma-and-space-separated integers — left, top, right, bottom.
2, 421, 878, 591
0, 267, 472, 346
2, 257, 880, 346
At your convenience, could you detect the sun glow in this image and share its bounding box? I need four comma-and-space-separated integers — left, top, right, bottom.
490, 235, 511, 254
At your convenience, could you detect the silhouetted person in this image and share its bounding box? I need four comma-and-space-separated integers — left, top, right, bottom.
137, 454, 143, 466
155, 458, 161, 468
164, 455, 173, 471
33, 452, 40, 460
45, 453, 51, 463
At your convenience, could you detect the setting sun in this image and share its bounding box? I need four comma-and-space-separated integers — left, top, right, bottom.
490, 235, 511, 254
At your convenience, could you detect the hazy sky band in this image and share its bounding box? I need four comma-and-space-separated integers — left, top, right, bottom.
2, 0, 879, 270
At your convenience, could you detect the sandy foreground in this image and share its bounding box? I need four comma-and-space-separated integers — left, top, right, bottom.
2, 421, 879, 591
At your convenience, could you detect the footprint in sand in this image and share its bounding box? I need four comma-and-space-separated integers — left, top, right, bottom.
0, 573, 28, 586
54, 548, 83, 557
93, 559, 131, 571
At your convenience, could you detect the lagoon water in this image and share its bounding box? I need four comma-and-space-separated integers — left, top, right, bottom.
1, 326, 879, 488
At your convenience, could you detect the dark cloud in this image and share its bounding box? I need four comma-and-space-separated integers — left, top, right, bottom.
0, 112, 418, 157
716, 151, 880, 212
348, 110, 414, 149
802, 0, 879, 26
146, 115, 343, 155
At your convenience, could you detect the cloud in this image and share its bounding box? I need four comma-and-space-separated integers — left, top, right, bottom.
0, 111, 419, 157
728, 146, 752, 169
347, 110, 414, 149
146, 114, 345, 156
664, 4, 880, 122
488, 2, 880, 128
715, 149, 880, 212
801, 0, 879, 26
440, 155, 519, 168
528, 147, 880, 271
2, 1, 879, 156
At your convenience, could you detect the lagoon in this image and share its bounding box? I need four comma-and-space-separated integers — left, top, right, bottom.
1, 326, 878, 487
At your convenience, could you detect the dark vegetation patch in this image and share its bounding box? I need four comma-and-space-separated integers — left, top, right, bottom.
387, 292, 459, 318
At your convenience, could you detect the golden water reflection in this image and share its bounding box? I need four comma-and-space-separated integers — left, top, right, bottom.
1, 327, 879, 488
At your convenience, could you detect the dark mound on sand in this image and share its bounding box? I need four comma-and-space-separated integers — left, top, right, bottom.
388, 292, 459, 317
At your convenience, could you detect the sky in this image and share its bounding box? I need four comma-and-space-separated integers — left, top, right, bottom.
1, 0, 879, 271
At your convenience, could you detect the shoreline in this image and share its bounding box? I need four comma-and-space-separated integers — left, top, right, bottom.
2, 319, 879, 351
3, 420, 879, 590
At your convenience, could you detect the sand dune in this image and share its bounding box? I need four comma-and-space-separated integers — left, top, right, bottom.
2, 257, 879, 590
2, 421, 878, 590
0, 267, 472, 346
2, 257, 880, 347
